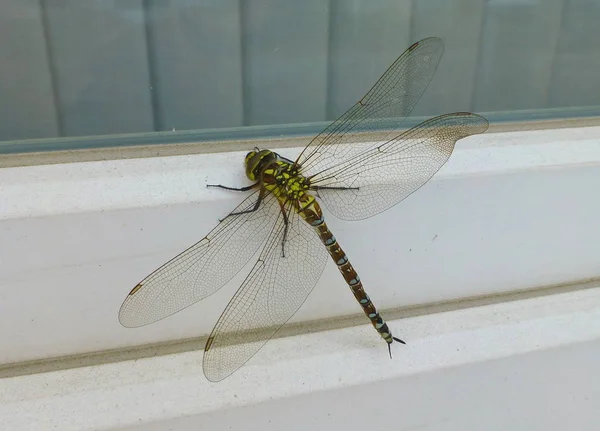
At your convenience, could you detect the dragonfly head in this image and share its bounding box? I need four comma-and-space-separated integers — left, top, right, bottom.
245, 148, 277, 181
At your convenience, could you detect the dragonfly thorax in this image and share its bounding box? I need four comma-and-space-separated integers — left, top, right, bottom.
245, 149, 310, 198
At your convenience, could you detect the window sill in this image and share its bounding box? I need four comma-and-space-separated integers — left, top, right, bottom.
1, 125, 599, 365
2, 285, 599, 430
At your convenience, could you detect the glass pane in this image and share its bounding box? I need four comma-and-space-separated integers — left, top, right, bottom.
1, 0, 599, 154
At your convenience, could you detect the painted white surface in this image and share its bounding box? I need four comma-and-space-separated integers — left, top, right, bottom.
1, 286, 599, 431
1, 126, 600, 364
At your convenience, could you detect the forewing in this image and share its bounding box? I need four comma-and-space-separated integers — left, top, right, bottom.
296, 37, 444, 175
310, 113, 489, 220
203, 202, 328, 382
119, 191, 280, 328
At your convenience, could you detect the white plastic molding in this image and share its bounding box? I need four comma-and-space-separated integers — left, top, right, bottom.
1, 125, 600, 429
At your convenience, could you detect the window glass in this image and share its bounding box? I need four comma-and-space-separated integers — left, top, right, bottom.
1, 0, 599, 153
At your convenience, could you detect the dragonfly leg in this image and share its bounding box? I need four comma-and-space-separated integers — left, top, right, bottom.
278, 201, 290, 258
219, 188, 266, 222
207, 182, 259, 192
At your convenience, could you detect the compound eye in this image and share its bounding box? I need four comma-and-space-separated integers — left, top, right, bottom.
245, 151, 256, 164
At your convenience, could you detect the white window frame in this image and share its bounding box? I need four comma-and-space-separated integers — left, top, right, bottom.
1, 123, 600, 429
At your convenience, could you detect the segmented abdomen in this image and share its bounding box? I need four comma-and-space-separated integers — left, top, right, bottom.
297, 195, 395, 344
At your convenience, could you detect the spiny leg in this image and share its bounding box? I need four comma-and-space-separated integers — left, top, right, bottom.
207, 182, 259, 192
209, 184, 265, 222
277, 201, 290, 258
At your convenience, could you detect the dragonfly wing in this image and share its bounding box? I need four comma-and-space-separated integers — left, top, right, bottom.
310, 112, 489, 221
203, 202, 328, 382
296, 37, 444, 174
119, 190, 281, 328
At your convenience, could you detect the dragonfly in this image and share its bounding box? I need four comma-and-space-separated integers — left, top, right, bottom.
119, 37, 489, 382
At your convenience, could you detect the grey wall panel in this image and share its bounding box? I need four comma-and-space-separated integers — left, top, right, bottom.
147, 0, 243, 131
44, 0, 154, 137
411, 0, 485, 116
242, 0, 329, 126
548, 0, 600, 109
327, 0, 412, 120
0, 0, 58, 141
473, 0, 563, 112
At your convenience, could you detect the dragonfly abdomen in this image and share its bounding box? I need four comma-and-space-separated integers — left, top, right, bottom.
297, 195, 397, 345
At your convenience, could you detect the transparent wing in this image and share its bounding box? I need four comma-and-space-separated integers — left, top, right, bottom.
203, 202, 328, 382
119, 190, 280, 328
296, 37, 444, 174
308, 112, 489, 221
